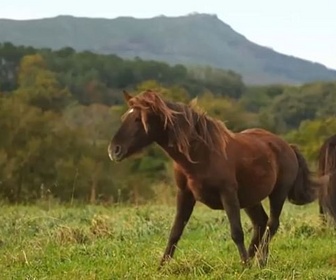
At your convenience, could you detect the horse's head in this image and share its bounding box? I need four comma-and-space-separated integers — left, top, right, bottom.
108, 90, 170, 162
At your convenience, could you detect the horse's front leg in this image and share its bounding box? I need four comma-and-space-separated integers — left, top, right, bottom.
220, 187, 248, 266
160, 189, 195, 267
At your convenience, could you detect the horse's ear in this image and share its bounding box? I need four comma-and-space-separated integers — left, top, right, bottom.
189, 96, 198, 107
123, 90, 133, 103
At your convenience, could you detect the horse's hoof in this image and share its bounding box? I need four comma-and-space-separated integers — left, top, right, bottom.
240, 258, 251, 270
158, 256, 170, 270
257, 257, 268, 268
244, 260, 252, 269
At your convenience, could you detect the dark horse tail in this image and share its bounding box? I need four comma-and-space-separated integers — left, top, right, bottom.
287, 144, 319, 206
318, 136, 336, 222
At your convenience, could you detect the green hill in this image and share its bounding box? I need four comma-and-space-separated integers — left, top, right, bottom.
0, 13, 335, 84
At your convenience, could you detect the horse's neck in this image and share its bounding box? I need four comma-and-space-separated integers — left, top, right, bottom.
156, 135, 209, 169
154, 114, 230, 167
155, 132, 184, 158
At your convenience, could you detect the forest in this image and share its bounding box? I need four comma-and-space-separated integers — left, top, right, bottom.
1, 42, 336, 204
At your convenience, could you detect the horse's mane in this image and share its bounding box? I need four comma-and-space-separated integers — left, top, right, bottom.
128, 90, 233, 162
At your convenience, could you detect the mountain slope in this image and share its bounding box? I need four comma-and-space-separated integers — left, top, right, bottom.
0, 13, 335, 84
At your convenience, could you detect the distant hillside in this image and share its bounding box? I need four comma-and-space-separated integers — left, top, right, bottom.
0, 13, 335, 85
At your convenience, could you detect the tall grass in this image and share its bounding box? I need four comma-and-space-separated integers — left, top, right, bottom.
0, 201, 335, 279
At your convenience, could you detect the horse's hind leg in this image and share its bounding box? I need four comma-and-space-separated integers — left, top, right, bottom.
244, 203, 268, 260
261, 193, 286, 266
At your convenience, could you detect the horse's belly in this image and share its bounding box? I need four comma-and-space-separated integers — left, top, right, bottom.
198, 194, 224, 210
237, 172, 276, 208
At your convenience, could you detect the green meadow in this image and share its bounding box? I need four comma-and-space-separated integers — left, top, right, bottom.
0, 202, 335, 279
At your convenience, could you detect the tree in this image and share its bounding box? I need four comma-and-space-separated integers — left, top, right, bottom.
285, 117, 336, 163
240, 85, 285, 112
15, 54, 72, 112
187, 66, 245, 99
136, 80, 190, 102
0, 97, 64, 202
197, 92, 260, 132
261, 82, 336, 133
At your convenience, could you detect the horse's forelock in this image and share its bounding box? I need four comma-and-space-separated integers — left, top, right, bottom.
127, 91, 172, 134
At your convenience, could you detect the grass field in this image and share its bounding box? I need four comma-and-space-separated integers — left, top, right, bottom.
0, 201, 336, 279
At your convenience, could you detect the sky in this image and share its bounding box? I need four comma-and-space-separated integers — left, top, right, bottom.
1, 0, 335, 69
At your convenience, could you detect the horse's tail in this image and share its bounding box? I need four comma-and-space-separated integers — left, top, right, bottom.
318, 138, 336, 222
287, 144, 319, 205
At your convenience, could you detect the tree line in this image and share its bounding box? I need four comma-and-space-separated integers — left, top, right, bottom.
0, 42, 336, 204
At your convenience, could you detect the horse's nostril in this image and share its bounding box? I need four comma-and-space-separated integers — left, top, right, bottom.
114, 145, 122, 156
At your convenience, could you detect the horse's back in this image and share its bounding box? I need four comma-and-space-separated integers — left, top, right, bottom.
237, 128, 297, 169
240, 128, 293, 151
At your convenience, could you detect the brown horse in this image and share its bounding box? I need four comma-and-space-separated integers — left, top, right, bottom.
108, 90, 326, 267
318, 134, 336, 223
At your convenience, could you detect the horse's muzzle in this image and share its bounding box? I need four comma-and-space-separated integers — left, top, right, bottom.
107, 144, 125, 162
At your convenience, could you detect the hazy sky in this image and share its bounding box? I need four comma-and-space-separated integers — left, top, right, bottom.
1, 0, 335, 69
